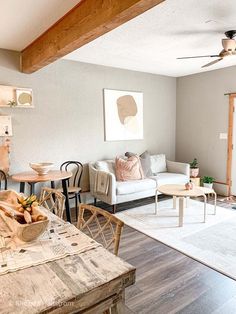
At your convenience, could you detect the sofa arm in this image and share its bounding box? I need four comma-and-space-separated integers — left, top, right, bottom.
89, 163, 117, 205
166, 160, 190, 177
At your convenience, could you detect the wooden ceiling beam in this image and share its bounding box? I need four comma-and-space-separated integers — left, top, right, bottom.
21, 0, 164, 73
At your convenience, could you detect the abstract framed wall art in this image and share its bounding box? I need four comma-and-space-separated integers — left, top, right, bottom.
103, 89, 143, 141
15, 88, 33, 108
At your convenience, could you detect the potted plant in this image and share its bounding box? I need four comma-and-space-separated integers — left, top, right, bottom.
189, 158, 199, 177
202, 176, 214, 189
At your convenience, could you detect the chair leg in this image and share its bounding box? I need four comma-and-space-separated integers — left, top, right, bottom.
75, 194, 78, 219
78, 193, 81, 203
94, 198, 97, 206
112, 204, 117, 214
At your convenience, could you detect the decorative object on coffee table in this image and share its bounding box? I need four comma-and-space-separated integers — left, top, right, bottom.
189, 158, 199, 177
185, 181, 193, 190
202, 176, 214, 189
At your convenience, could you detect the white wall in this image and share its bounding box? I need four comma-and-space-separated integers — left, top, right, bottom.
0, 49, 176, 193
176, 66, 236, 194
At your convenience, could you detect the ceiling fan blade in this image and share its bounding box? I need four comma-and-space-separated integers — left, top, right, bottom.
177, 55, 220, 59
201, 58, 223, 68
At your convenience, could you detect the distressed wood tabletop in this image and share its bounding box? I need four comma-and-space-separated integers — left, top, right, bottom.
0, 216, 135, 313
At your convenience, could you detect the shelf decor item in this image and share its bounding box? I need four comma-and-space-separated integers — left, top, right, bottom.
15, 88, 33, 108
0, 85, 33, 108
6, 100, 16, 107
202, 176, 215, 189
190, 158, 199, 177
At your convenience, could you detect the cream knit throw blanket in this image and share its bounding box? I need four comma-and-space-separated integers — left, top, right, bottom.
94, 171, 110, 195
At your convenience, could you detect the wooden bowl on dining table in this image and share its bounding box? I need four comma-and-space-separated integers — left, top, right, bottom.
0, 207, 49, 242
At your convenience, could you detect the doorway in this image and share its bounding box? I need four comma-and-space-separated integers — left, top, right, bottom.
231, 97, 236, 196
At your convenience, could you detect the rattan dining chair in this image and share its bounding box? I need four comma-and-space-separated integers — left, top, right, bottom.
77, 204, 124, 256
0, 170, 7, 190
39, 187, 65, 219
59, 161, 83, 218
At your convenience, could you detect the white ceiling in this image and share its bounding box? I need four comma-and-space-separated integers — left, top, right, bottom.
1, 0, 236, 77
0, 0, 80, 51
64, 0, 236, 77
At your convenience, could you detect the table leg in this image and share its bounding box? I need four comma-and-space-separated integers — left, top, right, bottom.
185, 196, 189, 207
203, 194, 207, 223
213, 192, 217, 215
19, 182, 25, 193
179, 197, 184, 227
173, 196, 176, 209
62, 178, 71, 222
50, 181, 56, 202
111, 291, 125, 314
155, 190, 158, 215
29, 183, 35, 195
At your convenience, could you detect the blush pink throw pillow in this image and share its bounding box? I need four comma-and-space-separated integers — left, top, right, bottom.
115, 156, 144, 181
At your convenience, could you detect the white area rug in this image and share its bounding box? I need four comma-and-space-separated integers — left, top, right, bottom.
116, 199, 236, 280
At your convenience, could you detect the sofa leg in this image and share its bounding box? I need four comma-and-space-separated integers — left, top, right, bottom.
112, 204, 117, 214
94, 198, 97, 206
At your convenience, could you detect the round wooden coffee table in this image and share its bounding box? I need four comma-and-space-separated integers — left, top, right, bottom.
156, 184, 207, 227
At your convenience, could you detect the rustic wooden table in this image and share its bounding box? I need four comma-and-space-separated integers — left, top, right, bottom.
0, 217, 135, 313
11, 170, 73, 222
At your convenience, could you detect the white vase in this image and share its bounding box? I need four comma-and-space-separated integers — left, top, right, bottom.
203, 183, 213, 189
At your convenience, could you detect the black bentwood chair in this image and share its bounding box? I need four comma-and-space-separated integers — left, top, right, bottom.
59, 161, 83, 218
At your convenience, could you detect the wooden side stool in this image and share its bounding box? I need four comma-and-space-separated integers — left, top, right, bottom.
198, 186, 217, 215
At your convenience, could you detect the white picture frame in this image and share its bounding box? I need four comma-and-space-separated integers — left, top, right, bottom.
104, 89, 143, 141
15, 88, 33, 108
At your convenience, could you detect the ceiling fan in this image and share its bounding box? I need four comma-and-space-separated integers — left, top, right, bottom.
177, 30, 236, 68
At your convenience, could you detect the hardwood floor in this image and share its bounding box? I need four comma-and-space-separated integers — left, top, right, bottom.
73, 196, 236, 314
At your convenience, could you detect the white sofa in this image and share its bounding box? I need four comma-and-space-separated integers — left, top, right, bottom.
89, 155, 190, 213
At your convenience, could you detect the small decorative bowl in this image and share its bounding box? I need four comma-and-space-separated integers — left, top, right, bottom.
29, 162, 54, 175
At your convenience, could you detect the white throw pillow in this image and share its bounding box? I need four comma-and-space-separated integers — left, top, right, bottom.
95, 160, 116, 175
150, 154, 167, 174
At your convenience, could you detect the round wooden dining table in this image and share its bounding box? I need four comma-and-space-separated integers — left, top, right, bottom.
11, 170, 73, 222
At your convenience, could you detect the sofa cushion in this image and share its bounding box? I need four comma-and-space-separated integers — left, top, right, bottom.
150, 154, 167, 174
150, 172, 188, 186
116, 178, 156, 195
125, 151, 152, 177
115, 156, 144, 181
95, 160, 115, 175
